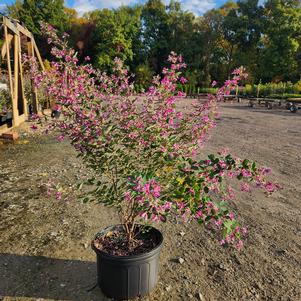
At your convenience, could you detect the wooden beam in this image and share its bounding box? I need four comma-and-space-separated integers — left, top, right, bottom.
0, 124, 9, 135
27, 40, 39, 114
32, 39, 45, 70
12, 34, 20, 126
4, 25, 14, 101
3, 17, 19, 36
3, 16, 33, 38
16, 23, 33, 39
18, 34, 28, 116
1, 34, 13, 59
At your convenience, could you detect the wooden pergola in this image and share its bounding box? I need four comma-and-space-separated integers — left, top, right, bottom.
0, 16, 44, 134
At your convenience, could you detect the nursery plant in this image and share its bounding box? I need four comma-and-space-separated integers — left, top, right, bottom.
0, 88, 11, 115
26, 24, 280, 299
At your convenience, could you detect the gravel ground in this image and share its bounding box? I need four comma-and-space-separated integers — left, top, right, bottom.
0, 101, 300, 301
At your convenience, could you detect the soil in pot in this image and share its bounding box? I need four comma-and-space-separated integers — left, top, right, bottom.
93, 224, 160, 256
92, 224, 163, 300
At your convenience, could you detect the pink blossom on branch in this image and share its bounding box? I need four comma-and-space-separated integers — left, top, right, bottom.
25, 24, 280, 250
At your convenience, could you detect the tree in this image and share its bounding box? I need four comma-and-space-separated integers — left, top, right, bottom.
134, 63, 154, 88
87, 7, 141, 71
141, 0, 171, 73
19, 0, 67, 36
6, 0, 23, 19
259, 0, 301, 82
222, 0, 264, 82
199, 4, 237, 84
7, 0, 69, 58
64, 8, 94, 61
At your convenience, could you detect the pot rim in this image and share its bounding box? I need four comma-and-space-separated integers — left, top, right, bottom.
91, 224, 163, 260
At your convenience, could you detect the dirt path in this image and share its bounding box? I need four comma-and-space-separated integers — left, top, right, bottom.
0, 102, 300, 301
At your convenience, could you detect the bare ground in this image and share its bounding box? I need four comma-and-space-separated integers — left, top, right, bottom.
0, 102, 300, 301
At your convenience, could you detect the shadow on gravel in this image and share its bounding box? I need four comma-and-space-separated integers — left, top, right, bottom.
0, 253, 108, 300
226, 104, 301, 117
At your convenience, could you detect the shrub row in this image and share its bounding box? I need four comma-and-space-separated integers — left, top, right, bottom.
242, 81, 301, 98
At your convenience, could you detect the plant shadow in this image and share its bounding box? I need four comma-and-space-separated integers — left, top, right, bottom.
0, 253, 110, 301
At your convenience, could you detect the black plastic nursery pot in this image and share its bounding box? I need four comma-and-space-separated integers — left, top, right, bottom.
51, 110, 61, 119
6, 111, 12, 119
91, 224, 163, 300
0, 114, 7, 125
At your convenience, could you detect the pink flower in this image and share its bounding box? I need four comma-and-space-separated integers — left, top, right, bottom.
57, 135, 65, 142
164, 202, 172, 210
229, 212, 235, 220
241, 183, 251, 192
140, 212, 148, 220
261, 167, 272, 175
195, 210, 203, 219
151, 214, 159, 222
242, 227, 248, 236
54, 104, 62, 111
236, 240, 244, 251
180, 77, 187, 84
55, 191, 62, 201
212, 80, 217, 87
176, 112, 183, 119
47, 24, 54, 31
144, 183, 151, 195
202, 116, 210, 123
227, 171, 235, 178
177, 91, 186, 97
124, 191, 131, 202
219, 160, 227, 169
168, 118, 174, 126
225, 235, 231, 243
177, 202, 185, 211
153, 184, 161, 198
265, 182, 276, 193
242, 169, 252, 177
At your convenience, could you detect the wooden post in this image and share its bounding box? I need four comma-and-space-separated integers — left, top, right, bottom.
1, 34, 13, 59
33, 39, 45, 71
27, 39, 39, 114
13, 33, 19, 126
4, 25, 14, 101
18, 34, 28, 116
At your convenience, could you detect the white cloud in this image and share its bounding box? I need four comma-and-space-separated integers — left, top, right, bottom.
70, 0, 217, 16
0, 3, 6, 12
181, 0, 216, 15
72, 0, 140, 15
71, 0, 97, 15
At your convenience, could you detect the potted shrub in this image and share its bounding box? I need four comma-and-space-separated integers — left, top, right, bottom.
27, 24, 280, 300
0, 88, 12, 125
50, 104, 62, 119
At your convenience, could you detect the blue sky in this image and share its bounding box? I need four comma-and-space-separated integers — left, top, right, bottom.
0, 0, 229, 16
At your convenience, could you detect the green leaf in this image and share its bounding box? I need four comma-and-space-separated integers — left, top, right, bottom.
223, 219, 237, 236
77, 182, 84, 190
197, 219, 204, 225
242, 159, 249, 168
208, 154, 215, 162
217, 201, 228, 213
237, 173, 243, 180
